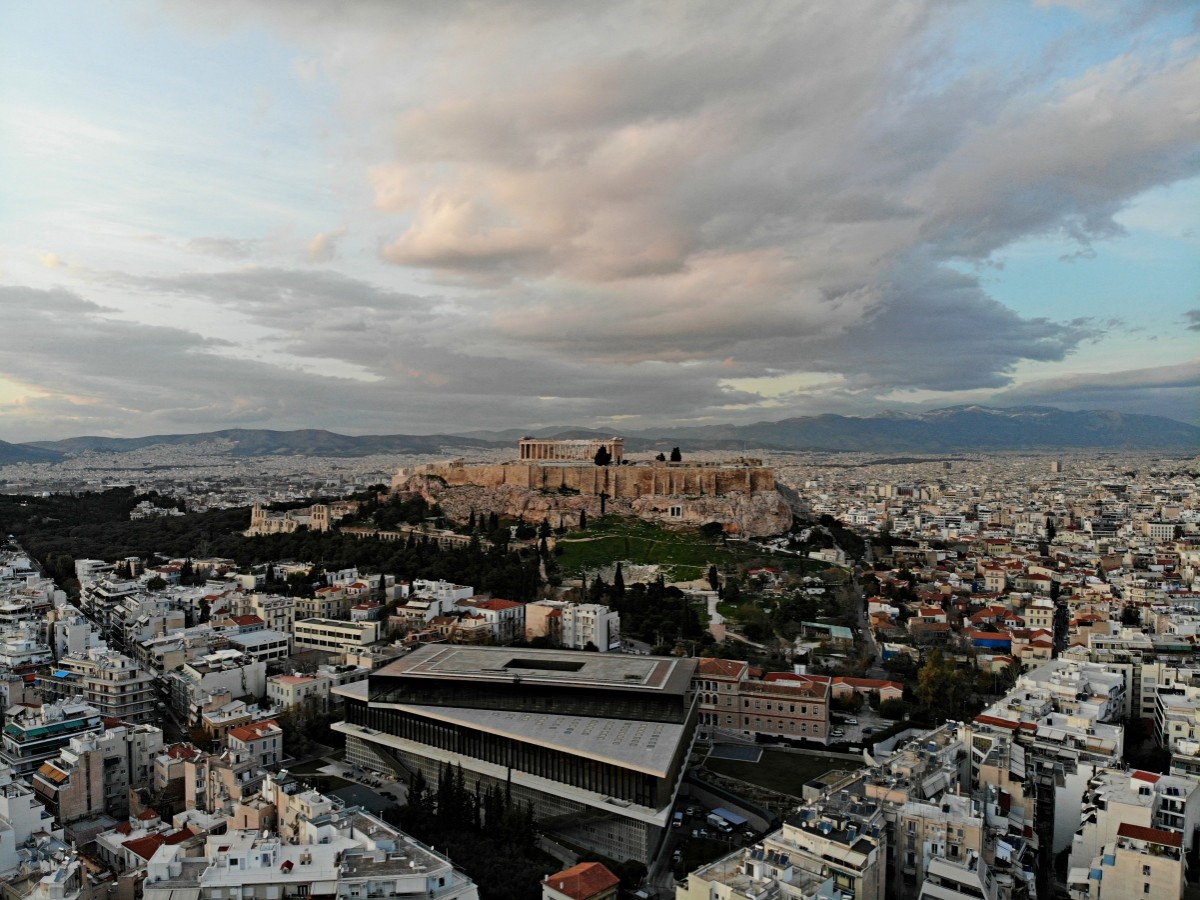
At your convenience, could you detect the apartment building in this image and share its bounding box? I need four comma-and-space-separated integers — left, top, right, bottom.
224, 720, 282, 769
452, 597, 525, 643
0, 766, 59, 877
31, 721, 163, 824
679, 795, 886, 900
41, 648, 157, 724
1068, 824, 1185, 900
1070, 768, 1199, 872
293, 618, 380, 654
142, 807, 479, 900
0, 700, 104, 776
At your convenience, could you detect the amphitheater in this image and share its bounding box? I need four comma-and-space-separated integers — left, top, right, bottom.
391, 438, 794, 536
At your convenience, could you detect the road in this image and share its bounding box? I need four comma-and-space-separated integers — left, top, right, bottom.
849, 569, 888, 680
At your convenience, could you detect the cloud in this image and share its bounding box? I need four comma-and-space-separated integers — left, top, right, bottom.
984, 358, 1200, 423
4, 1, 1196, 438
185, 236, 261, 259
1185, 309, 1200, 331
306, 227, 346, 263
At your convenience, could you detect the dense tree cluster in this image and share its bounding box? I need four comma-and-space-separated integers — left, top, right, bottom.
583, 574, 703, 646
392, 764, 552, 900
1, 488, 542, 602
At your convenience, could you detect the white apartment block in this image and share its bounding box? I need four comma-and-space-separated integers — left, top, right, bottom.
293, 618, 380, 654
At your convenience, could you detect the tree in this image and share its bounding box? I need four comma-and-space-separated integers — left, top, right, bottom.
578, 509, 587, 530
917, 649, 969, 721
655, 452, 666, 462
146, 574, 166, 590
613, 562, 625, 597
593, 446, 611, 466
707, 564, 720, 593
669, 446, 682, 462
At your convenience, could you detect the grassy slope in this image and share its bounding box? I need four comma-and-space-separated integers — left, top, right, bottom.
554, 516, 769, 578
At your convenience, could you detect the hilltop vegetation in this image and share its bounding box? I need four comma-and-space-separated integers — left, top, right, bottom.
553, 516, 769, 579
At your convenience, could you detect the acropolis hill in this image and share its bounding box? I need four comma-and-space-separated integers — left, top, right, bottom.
390, 438, 795, 536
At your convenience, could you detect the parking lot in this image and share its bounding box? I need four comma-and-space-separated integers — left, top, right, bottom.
662, 803, 759, 879
829, 709, 885, 745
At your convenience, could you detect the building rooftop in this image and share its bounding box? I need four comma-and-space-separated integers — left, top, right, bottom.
543, 862, 620, 900
375, 644, 697, 695
400, 702, 685, 777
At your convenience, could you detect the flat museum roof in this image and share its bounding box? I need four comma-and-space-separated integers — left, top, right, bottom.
374, 644, 696, 695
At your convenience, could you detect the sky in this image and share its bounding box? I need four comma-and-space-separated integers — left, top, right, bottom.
1, 0, 1198, 442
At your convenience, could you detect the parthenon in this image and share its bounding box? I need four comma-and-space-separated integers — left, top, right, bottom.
518, 437, 624, 464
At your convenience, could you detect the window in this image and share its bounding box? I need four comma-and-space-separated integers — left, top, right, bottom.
1143, 866, 1151, 876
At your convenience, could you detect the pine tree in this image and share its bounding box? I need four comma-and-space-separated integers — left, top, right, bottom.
670, 446, 682, 462
613, 562, 625, 598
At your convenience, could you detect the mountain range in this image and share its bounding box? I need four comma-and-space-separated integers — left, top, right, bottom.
2, 406, 1196, 466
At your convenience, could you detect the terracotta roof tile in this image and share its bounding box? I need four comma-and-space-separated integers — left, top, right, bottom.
543, 862, 620, 900
1116, 822, 1182, 848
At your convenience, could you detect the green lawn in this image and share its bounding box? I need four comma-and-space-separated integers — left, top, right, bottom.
704, 749, 848, 797
555, 516, 774, 578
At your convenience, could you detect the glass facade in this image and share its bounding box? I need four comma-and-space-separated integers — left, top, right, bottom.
347, 699, 687, 807
368, 677, 688, 724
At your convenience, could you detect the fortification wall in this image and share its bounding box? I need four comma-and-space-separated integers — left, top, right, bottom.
394, 461, 776, 499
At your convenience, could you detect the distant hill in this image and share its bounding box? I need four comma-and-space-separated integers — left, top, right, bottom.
616, 406, 1200, 452
16, 406, 1199, 461
0, 440, 63, 465
24, 428, 494, 458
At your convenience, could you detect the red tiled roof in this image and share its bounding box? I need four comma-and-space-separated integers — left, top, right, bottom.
232, 615, 263, 626
1116, 823, 1182, 848
1131, 770, 1162, 784
696, 658, 748, 678
136, 809, 159, 820
123, 834, 165, 860
543, 862, 620, 900
478, 598, 522, 611
227, 719, 280, 743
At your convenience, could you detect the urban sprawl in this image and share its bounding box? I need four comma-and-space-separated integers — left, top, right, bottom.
0, 440, 1196, 900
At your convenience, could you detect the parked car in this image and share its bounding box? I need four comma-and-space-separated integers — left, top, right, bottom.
845, 718, 858, 725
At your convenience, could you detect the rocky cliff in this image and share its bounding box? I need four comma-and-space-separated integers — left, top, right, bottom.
392, 472, 794, 537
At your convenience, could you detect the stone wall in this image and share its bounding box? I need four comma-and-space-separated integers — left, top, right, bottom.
394, 460, 777, 498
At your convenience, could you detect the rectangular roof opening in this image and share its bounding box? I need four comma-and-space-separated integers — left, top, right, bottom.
504, 658, 585, 672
